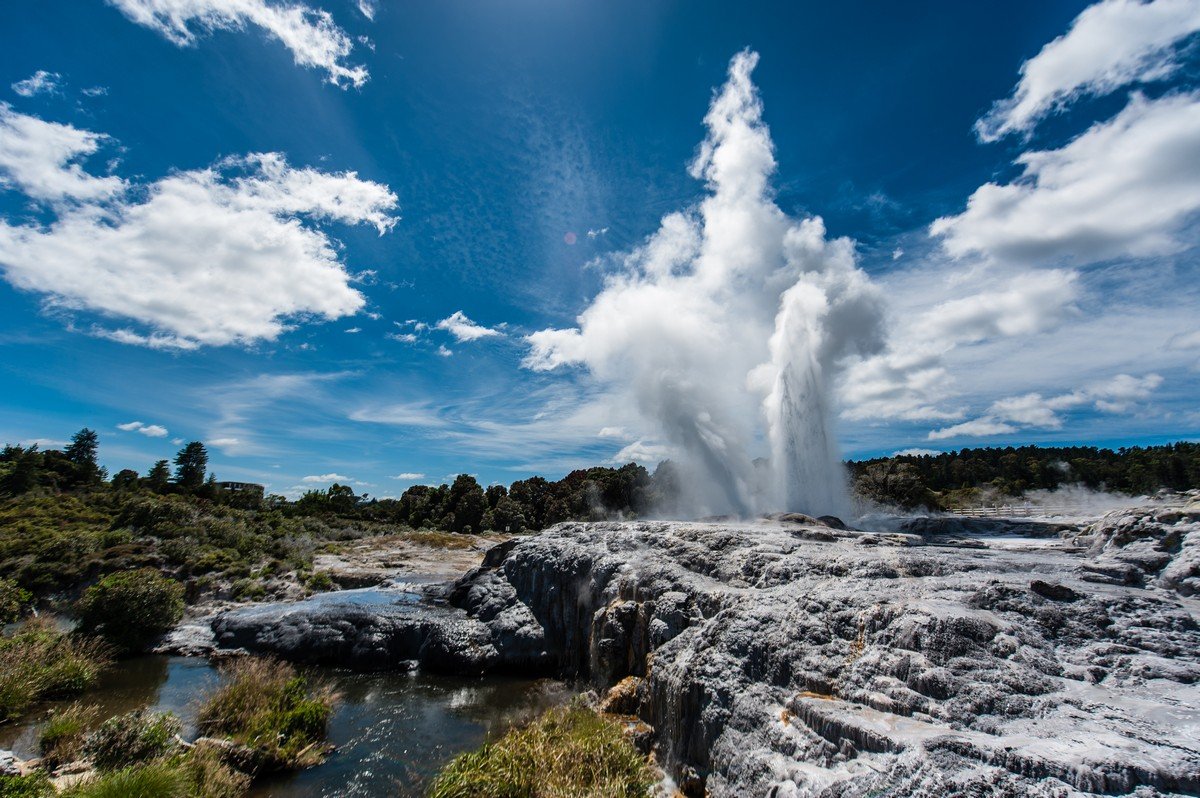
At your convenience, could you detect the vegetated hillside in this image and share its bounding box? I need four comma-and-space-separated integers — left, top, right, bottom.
0, 430, 678, 603
849, 442, 1200, 510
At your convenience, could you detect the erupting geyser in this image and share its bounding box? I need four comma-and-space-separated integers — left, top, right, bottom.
525, 50, 884, 517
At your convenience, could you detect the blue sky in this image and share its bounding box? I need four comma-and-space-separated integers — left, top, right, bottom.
1, 0, 1198, 498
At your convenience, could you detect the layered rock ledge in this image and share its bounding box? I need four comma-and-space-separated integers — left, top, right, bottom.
201, 503, 1200, 796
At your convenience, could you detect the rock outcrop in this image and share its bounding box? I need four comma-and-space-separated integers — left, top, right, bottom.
201, 502, 1200, 796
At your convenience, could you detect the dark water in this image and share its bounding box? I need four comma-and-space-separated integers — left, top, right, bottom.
0, 656, 574, 797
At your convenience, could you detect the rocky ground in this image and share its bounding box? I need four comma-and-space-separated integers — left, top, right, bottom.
179, 498, 1200, 797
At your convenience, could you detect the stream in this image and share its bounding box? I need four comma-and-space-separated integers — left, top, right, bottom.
2, 587, 576, 796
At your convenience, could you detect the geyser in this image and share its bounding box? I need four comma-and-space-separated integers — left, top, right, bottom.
525, 50, 884, 517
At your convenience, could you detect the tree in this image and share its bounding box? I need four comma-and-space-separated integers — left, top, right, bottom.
65, 428, 103, 486
173, 442, 208, 492
490, 496, 527, 533
144, 460, 170, 493
111, 469, 140, 491
75, 569, 185, 655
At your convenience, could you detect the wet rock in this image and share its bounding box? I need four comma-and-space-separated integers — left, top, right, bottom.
1029, 580, 1080, 602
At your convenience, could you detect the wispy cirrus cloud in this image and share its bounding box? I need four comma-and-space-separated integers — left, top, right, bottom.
107, 0, 369, 87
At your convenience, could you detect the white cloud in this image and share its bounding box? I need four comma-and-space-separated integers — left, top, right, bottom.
928, 372, 1163, 440
935, 92, 1200, 265
302, 472, 350, 482
0, 114, 398, 348
344, 327, 361, 333
1167, 329, 1200, 350
436, 345, 453, 357
389, 472, 424, 480
436, 310, 502, 342
928, 418, 1018, 441
893, 448, 942, 458
357, 0, 376, 21
612, 440, 671, 465
117, 420, 169, 437
11, 70, 61, 98
840, 268, 1079, 422
0, 104, 125, 202
977, 0, 1200, 141
587, 227, 609, 238
597, 426, 628, 438
108, 0, 368, 87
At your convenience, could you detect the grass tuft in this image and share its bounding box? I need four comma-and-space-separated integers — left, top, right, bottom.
0, 617, 111, 723
427, 703, 655, 798
197, 657, 334, 771
39, 703, 100, 769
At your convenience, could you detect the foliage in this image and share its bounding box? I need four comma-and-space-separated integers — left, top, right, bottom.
0, 773, 54, 798
428, 703, 655, 798
178, 746, 251, 798
60, 762, 187, 798
849, 442, 1200, 509
0, 576, 31, 623
85, 709, 182, 771
0, 617, 111, 723
197, 657, 334, 770
75, 569, 185, 655
39, 703, 100, 769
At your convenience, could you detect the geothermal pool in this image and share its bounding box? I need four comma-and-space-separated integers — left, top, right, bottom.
0, 655, 574, 797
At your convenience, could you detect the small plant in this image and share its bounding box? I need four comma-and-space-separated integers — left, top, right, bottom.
428, 703, 655, 798
304, 570, 335, 592
75, 569, 184, 655
0, 576, 31, 623
39, 703, 100, 769
0, 617, 111, 722
84, 709, 182, 771
180, 746, 251, 798
197, 657, 334, 771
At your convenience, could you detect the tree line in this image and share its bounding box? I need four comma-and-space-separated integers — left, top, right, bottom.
849, 442, 1200, 509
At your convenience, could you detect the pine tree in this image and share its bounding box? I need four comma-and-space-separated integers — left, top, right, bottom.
173, 442, 208, 492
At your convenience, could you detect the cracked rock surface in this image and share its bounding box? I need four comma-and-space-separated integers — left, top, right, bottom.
201, 501, 1200, 796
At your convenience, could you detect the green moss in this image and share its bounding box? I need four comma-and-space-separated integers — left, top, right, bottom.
427, 704, 655, 798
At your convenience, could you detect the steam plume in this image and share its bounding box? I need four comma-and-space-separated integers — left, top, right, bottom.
525, 51, 884, 516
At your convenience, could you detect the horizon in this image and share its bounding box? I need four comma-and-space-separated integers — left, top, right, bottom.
2, 1, 1199, 501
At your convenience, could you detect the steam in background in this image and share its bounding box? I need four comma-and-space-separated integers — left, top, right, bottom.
524, 51, 884, 517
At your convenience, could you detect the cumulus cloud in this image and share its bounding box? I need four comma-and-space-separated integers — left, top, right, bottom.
928, 373, 1163, 440
935, 92, 1200, 265
302, 472, 350, 482
0, 111, 398, 348
0, 104, 125, 202
117, 420, 170, 437
436, 311, 501, 342
524, 51, 884, 516
389, 472, 424, 480
976, 0, 1200, 141
840, 268, 1079, 422
108, 0, 368, 87
11, 70, 61, 98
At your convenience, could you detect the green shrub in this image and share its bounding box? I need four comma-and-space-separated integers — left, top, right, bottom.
75, 569, 184, 655
428, 703, 655, 798
60, 762, 187, 798
0, 618, 111, 722
85, 709, 182, 771
304, 571, 334, 592
39, 703, 99, 769
0, 773, 54, 798
179, 746, 251, 798
0, 576, 31, 623
197, 658, 333, 770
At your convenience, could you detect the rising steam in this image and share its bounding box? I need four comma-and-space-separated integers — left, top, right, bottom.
524, 50, 884, 517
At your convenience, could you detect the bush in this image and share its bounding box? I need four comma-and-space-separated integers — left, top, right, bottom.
39, 703, 99, 769
0, 576, 31, 623
428, 703, 655, 798
197, 658, 333, 770
85, 709, 182, 771
179, 746, 251, 798
75, 569, 184, 655
0, 618, 111, 722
